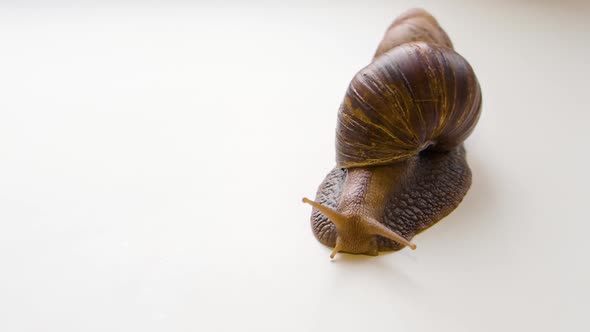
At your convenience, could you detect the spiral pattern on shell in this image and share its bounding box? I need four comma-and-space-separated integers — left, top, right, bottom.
335, 10, 482, 169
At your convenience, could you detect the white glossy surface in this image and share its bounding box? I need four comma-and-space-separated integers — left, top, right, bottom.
0, 1, 588, 331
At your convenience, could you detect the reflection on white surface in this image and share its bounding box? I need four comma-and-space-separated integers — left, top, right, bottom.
0, 1, 588, 331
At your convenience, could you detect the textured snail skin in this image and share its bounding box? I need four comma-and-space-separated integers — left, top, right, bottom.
304, 9, 482, 257
311, 147, 470, 254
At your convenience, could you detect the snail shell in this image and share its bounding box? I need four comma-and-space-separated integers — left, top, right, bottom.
303, 9, 482, 258
336, 41, 482, 168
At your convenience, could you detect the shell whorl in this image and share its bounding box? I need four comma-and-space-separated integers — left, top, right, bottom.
374, 8, 453, 58
335, 10, 482, 169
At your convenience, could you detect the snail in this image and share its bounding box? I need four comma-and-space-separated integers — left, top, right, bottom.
302, 8, 482, 258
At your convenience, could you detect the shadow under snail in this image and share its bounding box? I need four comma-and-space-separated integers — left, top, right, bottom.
303, 8, 482, 258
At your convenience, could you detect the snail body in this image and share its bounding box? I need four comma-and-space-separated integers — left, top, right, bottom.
303, 9, 482, 258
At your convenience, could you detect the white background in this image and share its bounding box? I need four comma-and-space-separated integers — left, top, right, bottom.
1, 1, 589, 331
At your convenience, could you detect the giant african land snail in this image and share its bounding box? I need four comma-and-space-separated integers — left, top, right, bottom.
303, 9, 482, 258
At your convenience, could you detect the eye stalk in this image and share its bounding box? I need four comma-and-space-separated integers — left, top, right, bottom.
303, 197, 416, 258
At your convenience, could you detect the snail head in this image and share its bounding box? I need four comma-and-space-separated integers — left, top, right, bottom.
302, 198, 416, 258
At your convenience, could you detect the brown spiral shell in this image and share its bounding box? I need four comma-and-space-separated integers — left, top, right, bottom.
335, 10, 482, 168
